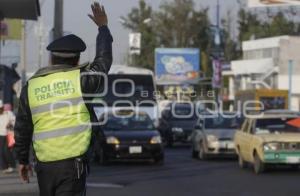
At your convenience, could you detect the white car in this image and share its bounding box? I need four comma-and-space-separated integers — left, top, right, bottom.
191, 113, 242, 160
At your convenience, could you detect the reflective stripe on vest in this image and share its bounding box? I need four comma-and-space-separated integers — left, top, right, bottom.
32, 124, 91, 141
28, 69, 92, 162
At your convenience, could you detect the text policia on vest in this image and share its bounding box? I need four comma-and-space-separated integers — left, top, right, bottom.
34, 80, 76, 101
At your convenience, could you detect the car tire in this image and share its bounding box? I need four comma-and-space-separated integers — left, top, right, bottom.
238, 149, 247, 169
154, 156, 165, 166
192, 147, 198, 159
254, 153, 265, 174
166, 138, 174, 148
290, 165, 299, 171
198, 142, 207, 160
99, 148, 109, 166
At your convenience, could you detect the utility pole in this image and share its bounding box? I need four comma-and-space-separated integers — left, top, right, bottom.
213, 0, 221, 107
20, 21, 27, 86
217, 0, 220, 28
53, 0, 64, 40
0, 14, 3, 65
288, 60, 293, 110
35, 19, 46, 68
0, 21, 2, 65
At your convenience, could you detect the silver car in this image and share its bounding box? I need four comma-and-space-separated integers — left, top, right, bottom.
191, 113, 242, 160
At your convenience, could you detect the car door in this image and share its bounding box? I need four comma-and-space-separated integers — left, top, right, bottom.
191, 118, 204, 151
243, 119, 256, 162
236, 119, 251, 160
245, 119, 258, 163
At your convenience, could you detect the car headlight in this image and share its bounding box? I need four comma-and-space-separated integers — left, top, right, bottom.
206, 135, 218, 142
172, 127, 183, 133
150, 136, 162, 144
263, 143, 280, 151
106, 136, 120, 145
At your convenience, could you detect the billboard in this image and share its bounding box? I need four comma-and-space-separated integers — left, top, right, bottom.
0, 19, 22, 40
212, 59, 222, 89
155, 48, 200, 85
248, 0, 300, 7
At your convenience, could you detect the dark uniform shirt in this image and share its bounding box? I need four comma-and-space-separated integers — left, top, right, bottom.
14, 26, 113, 165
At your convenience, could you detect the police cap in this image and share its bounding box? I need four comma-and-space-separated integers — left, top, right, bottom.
47, 34, 87, 55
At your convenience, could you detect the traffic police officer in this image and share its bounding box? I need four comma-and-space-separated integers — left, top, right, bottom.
14, 2, 112, 196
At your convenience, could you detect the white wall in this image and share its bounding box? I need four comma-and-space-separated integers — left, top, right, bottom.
278, 75, 300, 94
243, 36, 289, 51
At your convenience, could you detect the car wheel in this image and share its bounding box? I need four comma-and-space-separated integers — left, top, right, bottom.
154, 156, 165, 166
166, 138, 174, 148
99, 148, 109, 166
290, 165, 299, 171
238, 149, 247, 169
254, 153, 265, 174
192, 146, 198, 159
198, 142, 207, 160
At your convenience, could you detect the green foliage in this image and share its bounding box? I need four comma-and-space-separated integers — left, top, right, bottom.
122, 1, 300, 73
238, 8, 300, 42
120, 0, 156, 70
121, 0, 211, 72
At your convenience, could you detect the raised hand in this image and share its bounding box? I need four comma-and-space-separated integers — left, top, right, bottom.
88, 2, 108, 27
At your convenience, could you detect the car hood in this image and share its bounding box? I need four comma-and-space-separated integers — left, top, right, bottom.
204, 129, 237, 140
257, 133, 300, 143
104, 130, 160, 142
169, 120, 197, 130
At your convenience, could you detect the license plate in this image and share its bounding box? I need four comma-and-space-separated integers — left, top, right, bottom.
286, 157, 300, 164
220, 142, 235, 149
226, 142, 235, 149
129, 146, 142, 154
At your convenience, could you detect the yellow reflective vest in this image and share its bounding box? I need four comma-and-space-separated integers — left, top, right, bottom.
28, 69, 92, 162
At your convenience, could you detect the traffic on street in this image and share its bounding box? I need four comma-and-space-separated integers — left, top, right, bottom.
1, 146, 300, 196
1, 0, 300, 196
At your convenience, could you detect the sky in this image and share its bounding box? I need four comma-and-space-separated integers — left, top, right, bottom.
23, 0, 239, 72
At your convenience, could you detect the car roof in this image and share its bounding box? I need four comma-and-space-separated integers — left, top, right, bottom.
246, 110, 300, 119
104, 110, 149, 116
199, 111, 242, 116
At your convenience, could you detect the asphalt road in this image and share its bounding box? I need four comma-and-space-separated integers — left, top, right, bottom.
1, 145, 300, 196
87, 145, 300, 196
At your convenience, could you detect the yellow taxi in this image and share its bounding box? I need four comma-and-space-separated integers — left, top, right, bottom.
234, 110, 300, 174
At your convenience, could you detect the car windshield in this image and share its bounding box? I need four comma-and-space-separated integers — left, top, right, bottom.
204, 116, 240, 129
168, 104, 197, 120
103, 114, 155, 131
255, 118, 300, 134
102, 75, 156, 106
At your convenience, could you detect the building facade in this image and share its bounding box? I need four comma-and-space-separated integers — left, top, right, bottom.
223, 36, 300, 111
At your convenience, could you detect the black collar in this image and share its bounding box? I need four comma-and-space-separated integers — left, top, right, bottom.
31, 63, 89, 79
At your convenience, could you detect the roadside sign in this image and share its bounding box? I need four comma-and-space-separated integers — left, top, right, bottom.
155, 48, 200, 85
0, 19, 22, 40
248, 0, 300, 7
129, 33, 141, 55
212, 59, 222, 88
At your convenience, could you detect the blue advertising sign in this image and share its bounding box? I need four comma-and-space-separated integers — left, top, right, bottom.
155, 48, 200, 85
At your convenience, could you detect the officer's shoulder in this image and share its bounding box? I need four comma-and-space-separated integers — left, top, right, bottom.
78, 62, 91, 71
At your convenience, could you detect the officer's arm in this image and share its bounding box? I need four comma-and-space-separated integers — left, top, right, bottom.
14, 85, 33, 165
81, 26, 113, 94
81, 2, 113, 94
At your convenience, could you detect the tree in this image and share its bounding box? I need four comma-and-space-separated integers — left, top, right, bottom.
155, 0, 211, 74
221, 10, 242, 61
237, 8, 300, 42
120, 0, 156, 70
122, 0, 212, 73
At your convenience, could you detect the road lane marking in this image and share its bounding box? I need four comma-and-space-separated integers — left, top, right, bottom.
87, 183, 125, 189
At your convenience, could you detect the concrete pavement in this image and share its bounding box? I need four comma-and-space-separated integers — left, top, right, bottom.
1, 146, 300, 196
0, 171, 38, 196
